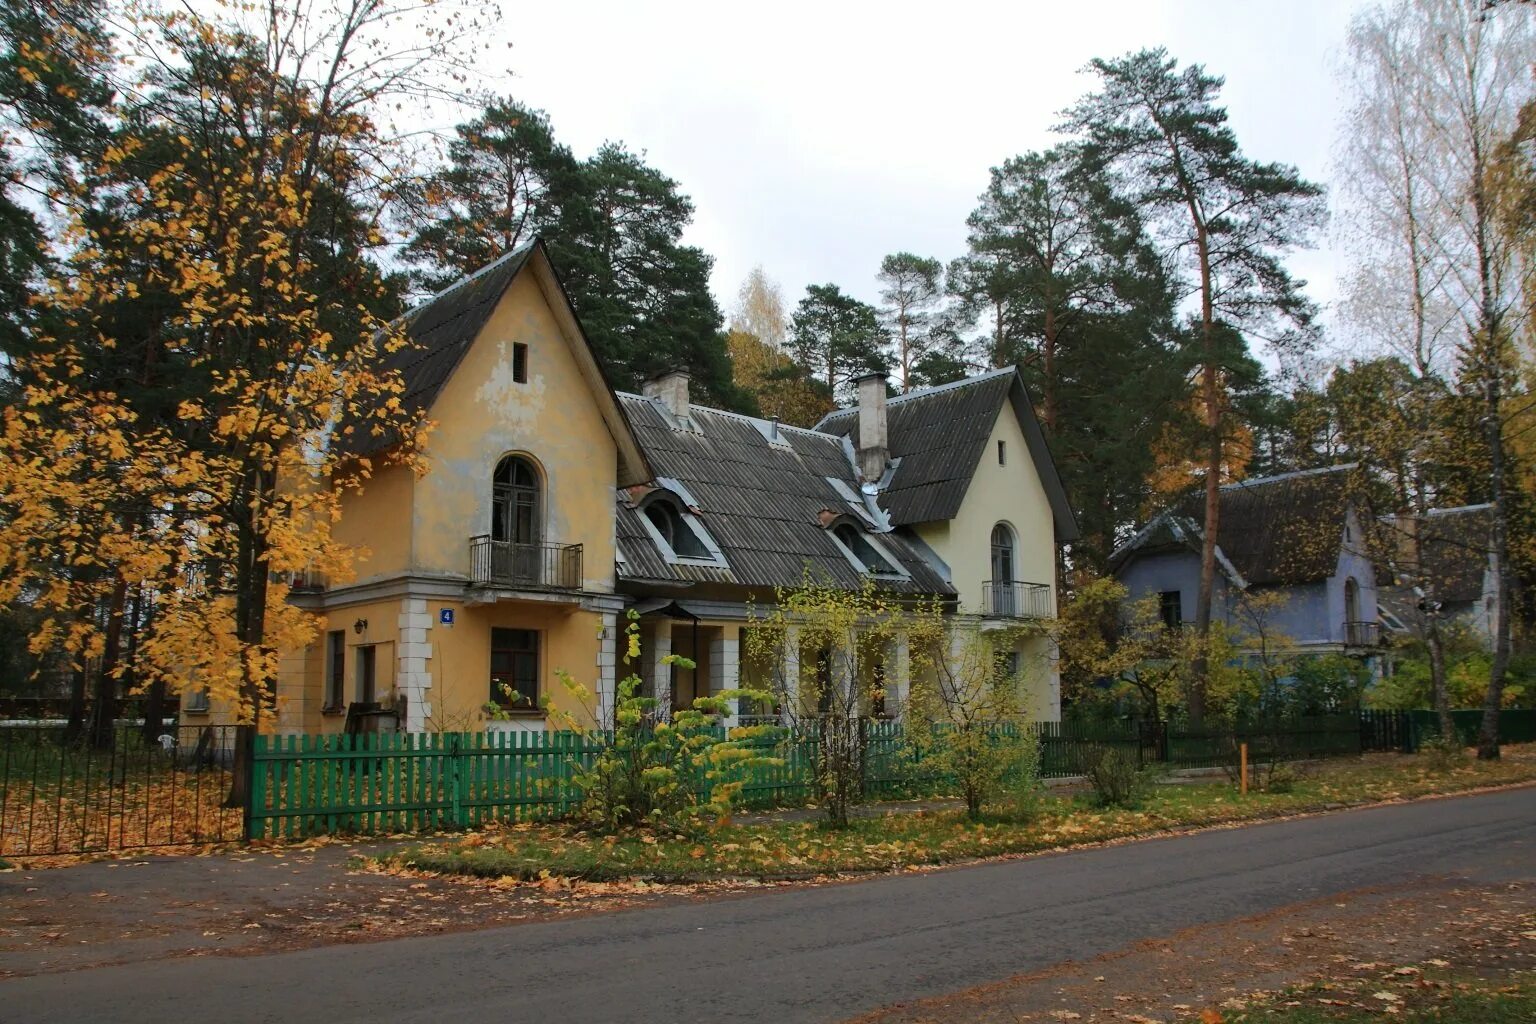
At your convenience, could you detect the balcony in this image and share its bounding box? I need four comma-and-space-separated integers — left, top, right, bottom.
982, 580, 1052, 619
286, 568, 327, 593
469, 537, 583, 591
1343, 620, 1381, 648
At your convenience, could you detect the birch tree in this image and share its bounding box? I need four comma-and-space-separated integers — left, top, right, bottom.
1337, 0, 1535, 758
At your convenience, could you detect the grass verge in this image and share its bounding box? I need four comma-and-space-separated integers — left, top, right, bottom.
1210, 972, 1535, 1022
372, 748, 1536, 885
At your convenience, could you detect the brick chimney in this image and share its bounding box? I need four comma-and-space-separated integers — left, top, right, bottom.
854, 371, 889, 484
643, 370, 690, 423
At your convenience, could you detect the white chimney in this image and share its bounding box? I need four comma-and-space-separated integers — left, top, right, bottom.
643, 370, 690, 423
854, 371, 889, 484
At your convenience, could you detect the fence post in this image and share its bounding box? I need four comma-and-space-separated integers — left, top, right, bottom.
450, 732, 467, 830
243, 725, 260, 841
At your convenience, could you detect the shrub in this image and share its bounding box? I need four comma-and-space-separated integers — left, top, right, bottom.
1086, 746, 1154, 809
1262, 760, 1303, 794
552, 612, 778, 837
1418, 734, 1468, 773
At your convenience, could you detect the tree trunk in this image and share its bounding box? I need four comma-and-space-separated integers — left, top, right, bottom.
225, 466, 274, 808
1426, 624, 1453, 741
1042, 305, 1059, 433
1471, 138, 1510, 761
87, 573, 129, 750
1190, 223, 1219, 727
63, 663, 88, 745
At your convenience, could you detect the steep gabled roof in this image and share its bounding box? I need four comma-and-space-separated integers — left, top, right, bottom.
1113, 465, 1359, 586
1381, 504, 1494, 604
616, 395, 953, 596
815, 369, 1077, 540
337, 239, 650, 484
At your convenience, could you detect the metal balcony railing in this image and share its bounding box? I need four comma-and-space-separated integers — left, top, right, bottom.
1343, 620, 1381, 647
469, 537, 583, 591
982, 580, 1053, 619
285, 568, 327, 593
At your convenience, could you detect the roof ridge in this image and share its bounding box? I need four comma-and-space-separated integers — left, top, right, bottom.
614, 392, 838, 440
817, 366, 1014, 425
1426, 502, 1494, 516
887, 366, 1014, 405
400, 240, 539, 321
1219, 463, 1358, 491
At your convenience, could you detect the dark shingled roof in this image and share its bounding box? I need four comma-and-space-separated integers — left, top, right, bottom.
1114, 465, 1359, 586
616, 395, 953, 596
815, 369, 1077, 539
1391, 505, 1494, 604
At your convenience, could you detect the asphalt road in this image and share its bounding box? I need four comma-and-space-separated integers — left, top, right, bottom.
4, 788, 1533, 1024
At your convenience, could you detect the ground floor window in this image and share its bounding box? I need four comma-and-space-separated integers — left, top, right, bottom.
325, 630, 345, 710
491, 628, 540, 709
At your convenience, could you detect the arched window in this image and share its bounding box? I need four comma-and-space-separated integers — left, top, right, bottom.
1344, 576, 1360, 623
991, 523, 1018, 616
645, 498, 709, 559
990, 523, 1016, 583
492, 456, 541, 545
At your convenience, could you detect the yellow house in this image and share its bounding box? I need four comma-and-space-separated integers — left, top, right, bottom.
816, 370, 1078, 720
275, 242, 648, 734
265, 240, 1077, 735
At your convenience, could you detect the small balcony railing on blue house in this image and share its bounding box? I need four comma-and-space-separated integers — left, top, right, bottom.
982, 580, 1053, 619
1343, 620, 1381, 648
469, 537, 583, 591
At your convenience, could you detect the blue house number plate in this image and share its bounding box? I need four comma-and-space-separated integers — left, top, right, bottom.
439, 608, 455, 626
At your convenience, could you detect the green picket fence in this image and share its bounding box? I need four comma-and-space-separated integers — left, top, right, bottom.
249, 731, 603, 838
248, 714, 1375, 839
1407, 708, 1536, 747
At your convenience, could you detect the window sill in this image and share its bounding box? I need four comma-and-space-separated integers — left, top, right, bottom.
181, 708, 211, 717
489, 706, 546, 718
321, 705, 346, 716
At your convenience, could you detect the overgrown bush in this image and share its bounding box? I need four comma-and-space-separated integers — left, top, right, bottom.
551, 612, 777, 836
1261, 760, 1303, 794
1085, 746, 1154, 809
1418, 733, 1468, 773
994, 730, 1046, 822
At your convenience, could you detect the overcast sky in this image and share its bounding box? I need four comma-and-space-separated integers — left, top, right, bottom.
488, 0, 1360, 343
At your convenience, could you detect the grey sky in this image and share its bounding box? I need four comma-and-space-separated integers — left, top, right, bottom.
494, 1, 1358, 339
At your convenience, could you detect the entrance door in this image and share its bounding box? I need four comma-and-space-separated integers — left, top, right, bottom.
356, 645, 377, 704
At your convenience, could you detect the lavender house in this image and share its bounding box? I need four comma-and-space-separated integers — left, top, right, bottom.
1111, 466, 1383, 660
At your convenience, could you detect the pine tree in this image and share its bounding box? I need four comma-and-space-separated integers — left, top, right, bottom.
788, 284, 891, 405
1063, 49, 1325, 719
875, 253, 944, 392
403, 100, 581, 292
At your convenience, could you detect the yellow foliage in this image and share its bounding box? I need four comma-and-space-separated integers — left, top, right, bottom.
0, 2, 435, 723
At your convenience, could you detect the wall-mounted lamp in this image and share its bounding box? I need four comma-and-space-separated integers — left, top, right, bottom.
353, 618, 368, 636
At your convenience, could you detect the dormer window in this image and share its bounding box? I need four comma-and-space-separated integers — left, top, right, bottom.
830, 521, 905, 577
637, 491, 726, 566
646, 500, 708, 559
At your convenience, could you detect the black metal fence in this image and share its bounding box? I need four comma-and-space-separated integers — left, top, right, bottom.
0, 722, 244, 857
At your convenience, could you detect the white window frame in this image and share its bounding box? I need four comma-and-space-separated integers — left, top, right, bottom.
635, 492, 729, 568
827, 519, 909, 579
